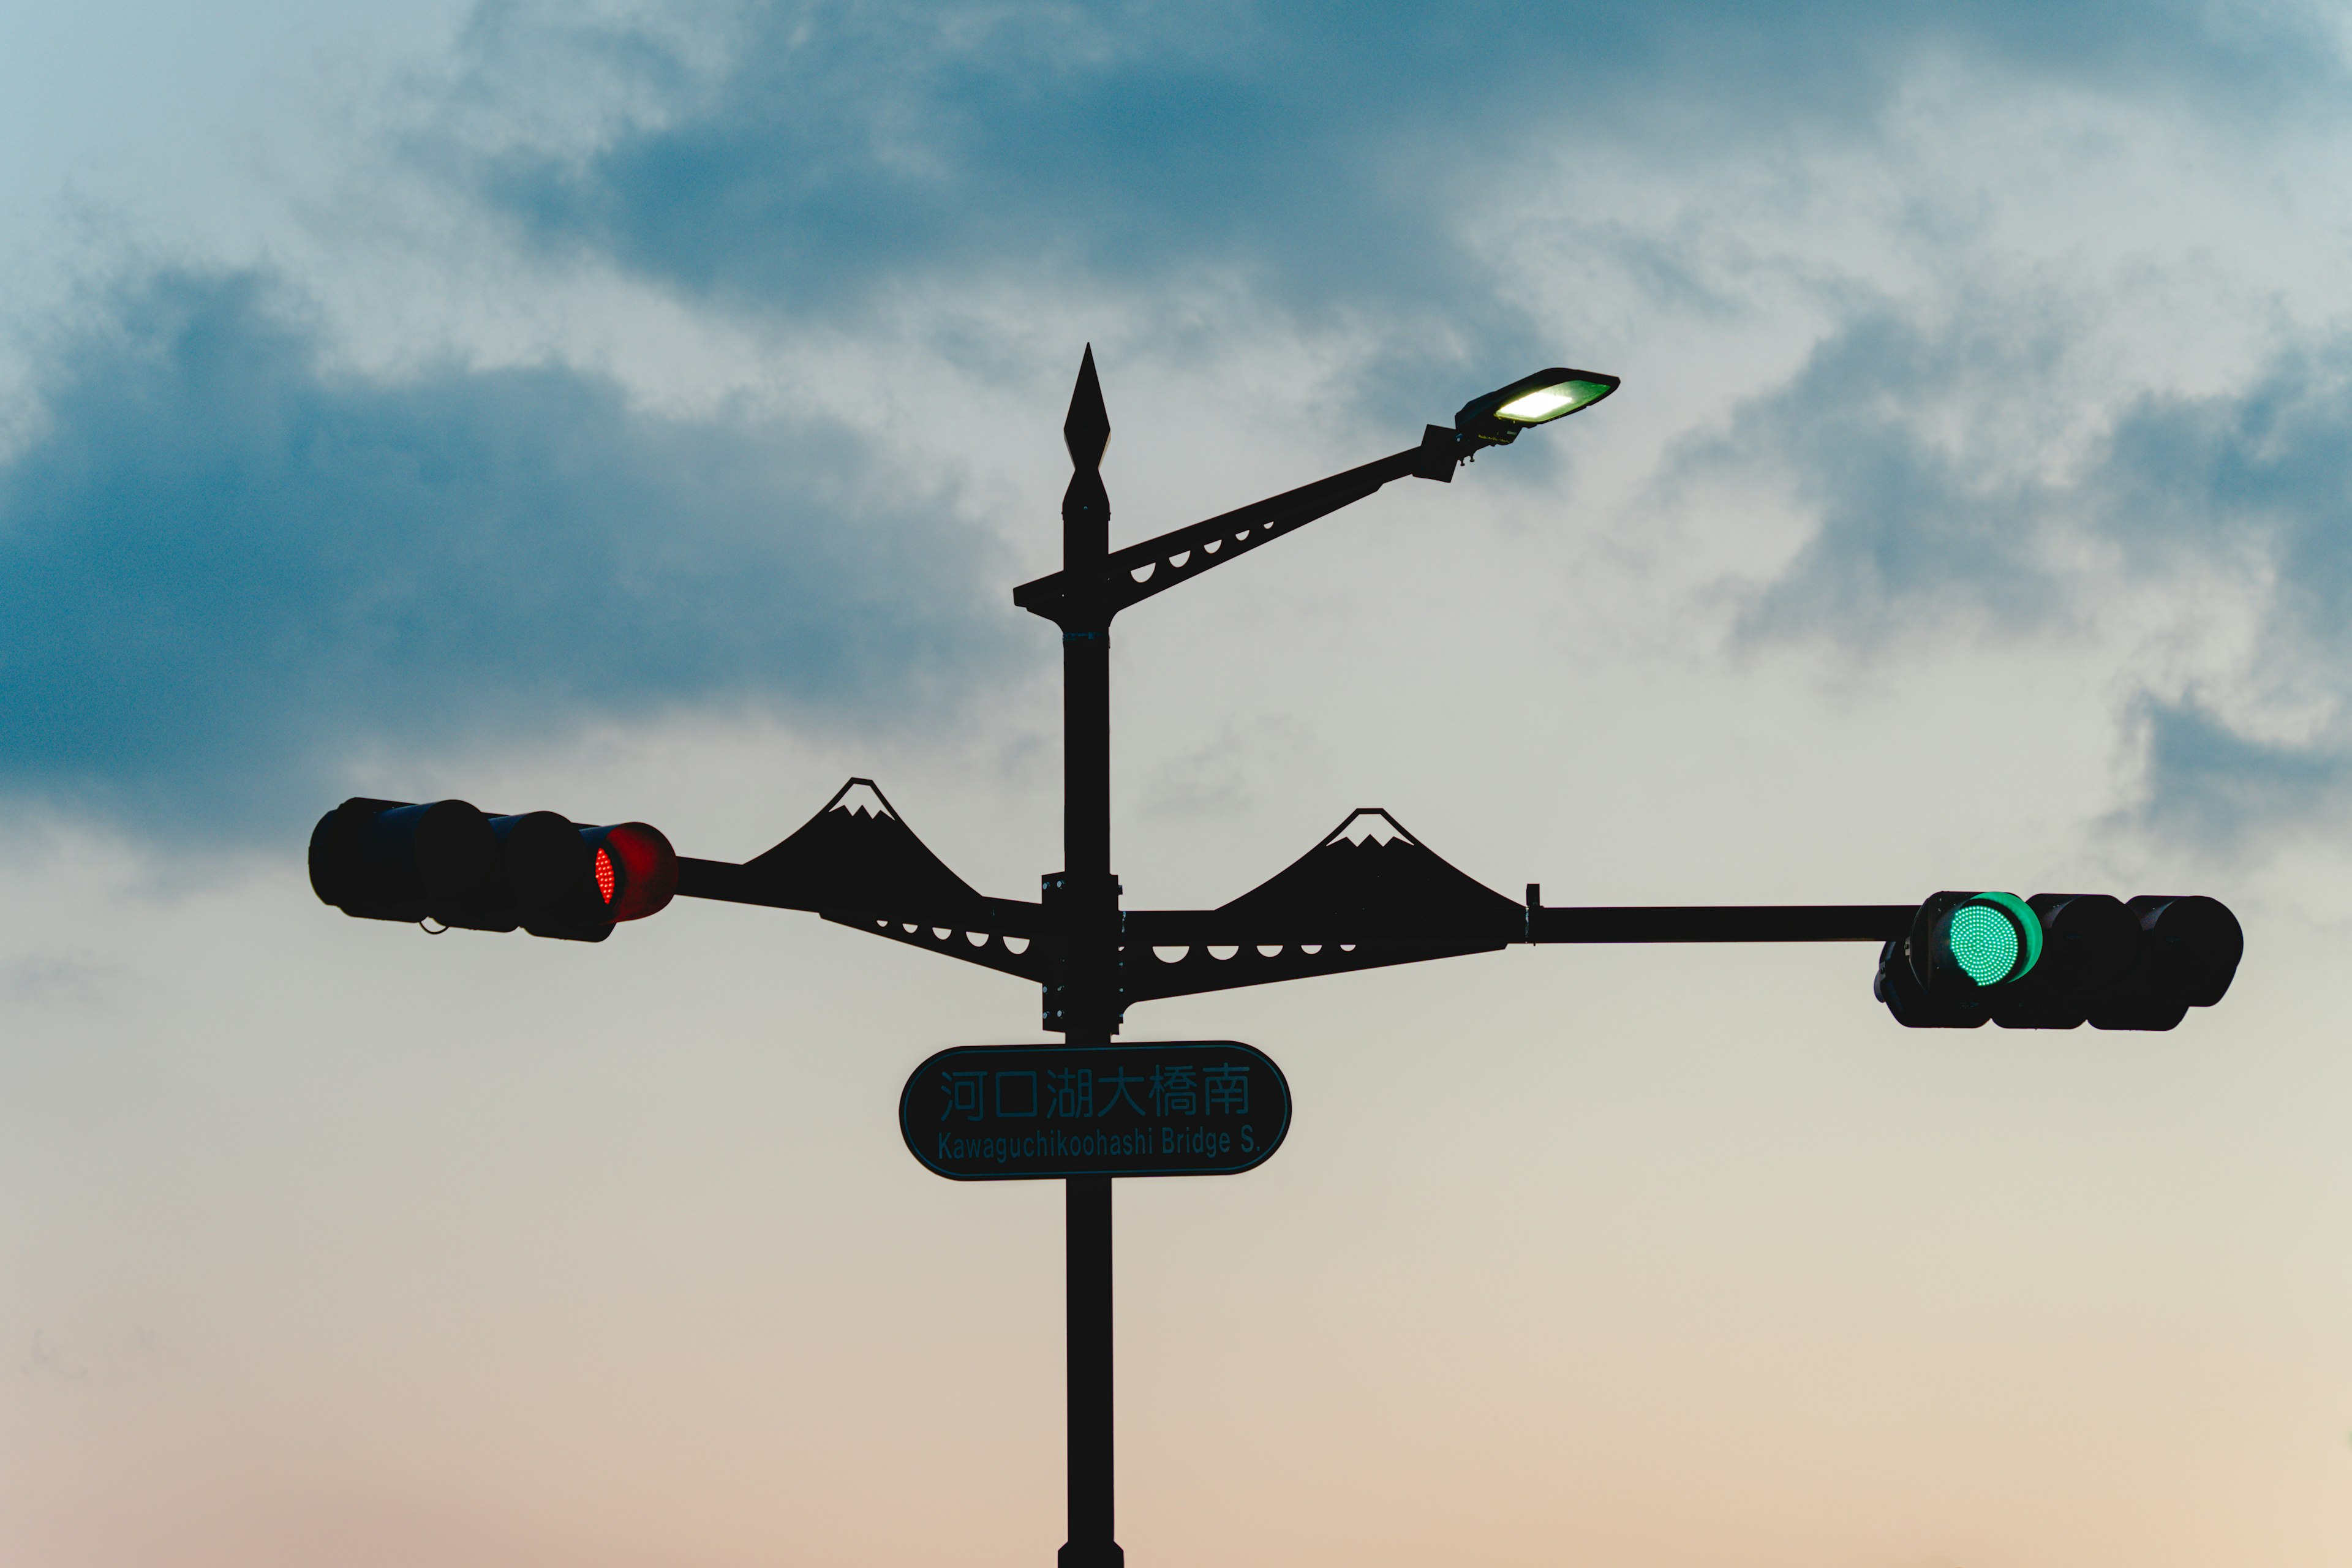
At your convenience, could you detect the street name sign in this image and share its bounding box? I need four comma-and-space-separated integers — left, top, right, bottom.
901, 1041, 1291, 1180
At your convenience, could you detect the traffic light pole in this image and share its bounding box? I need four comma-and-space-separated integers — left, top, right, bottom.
309, 345, 2246, 1567
1056, 350, 1122, 1568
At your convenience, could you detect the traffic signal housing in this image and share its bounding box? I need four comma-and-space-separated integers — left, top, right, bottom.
309, 797, 677, 941
1875, 890, 2241, 1031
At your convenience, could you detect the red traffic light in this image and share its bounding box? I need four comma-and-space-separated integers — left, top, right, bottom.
310, 799, 676, 941
578, 821, 679, 924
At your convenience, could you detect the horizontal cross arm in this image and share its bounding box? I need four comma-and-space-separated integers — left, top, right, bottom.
1121, 935, 1505, 1003
823, 911, 1057, 982
1128, 899, 1913, 949
1526, 904, 1913, 943
677, 855, 1049, 936
1125, 902, 1518, 947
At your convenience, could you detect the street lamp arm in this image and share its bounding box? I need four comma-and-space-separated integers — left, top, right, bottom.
1095, 441, 1429, 614
1013, 427, 1459, 625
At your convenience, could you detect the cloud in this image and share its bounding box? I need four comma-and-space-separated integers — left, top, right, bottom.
393, 0, 2350, 477
1706, 301, 2081, 646
8, 2, 2345, 853
434, 0, 2338, 328
0, 268, 1020, 840
2103, 347, 2352, 846
0, 951, 134, 1010
2128, 694, 2352, 851
1688, 303, 2352, 848
2098, 344, 2352, 625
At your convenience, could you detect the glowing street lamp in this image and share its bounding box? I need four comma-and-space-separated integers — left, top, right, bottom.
1453, 366, 1621, 444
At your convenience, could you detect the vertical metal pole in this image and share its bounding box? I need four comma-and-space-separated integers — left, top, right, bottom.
1056, 347, 1123, 1568
1061, 1174, 1115, 1567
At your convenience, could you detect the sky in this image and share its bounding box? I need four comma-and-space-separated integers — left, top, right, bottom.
6, 2, 2352, 1564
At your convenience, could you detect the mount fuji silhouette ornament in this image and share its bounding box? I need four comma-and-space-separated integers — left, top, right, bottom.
309, 347, 2241, 1567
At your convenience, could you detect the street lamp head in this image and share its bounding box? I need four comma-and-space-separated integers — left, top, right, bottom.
1453, 367, 1619, 445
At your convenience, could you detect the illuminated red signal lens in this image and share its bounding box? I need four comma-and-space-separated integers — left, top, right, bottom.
582, 821, 678, 922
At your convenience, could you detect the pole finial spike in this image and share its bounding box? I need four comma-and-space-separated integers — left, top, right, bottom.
1064, 344, 1110, 472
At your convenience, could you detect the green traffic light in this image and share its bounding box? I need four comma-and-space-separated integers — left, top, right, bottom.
1947, 904, 2018, 984
1937, 891, 2043, 987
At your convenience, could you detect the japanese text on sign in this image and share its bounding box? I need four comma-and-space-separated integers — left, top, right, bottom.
899, 1041, 1291, 1180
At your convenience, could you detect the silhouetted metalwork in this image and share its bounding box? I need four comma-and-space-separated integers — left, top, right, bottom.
309, 346, 2243, 1568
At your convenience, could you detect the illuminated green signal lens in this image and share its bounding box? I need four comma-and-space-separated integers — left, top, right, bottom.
1935, 891, 2043, 987
1947, 904, 2019, 984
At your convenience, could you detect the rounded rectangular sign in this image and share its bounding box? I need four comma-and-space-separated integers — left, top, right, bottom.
901, 1041, 1291, 1180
